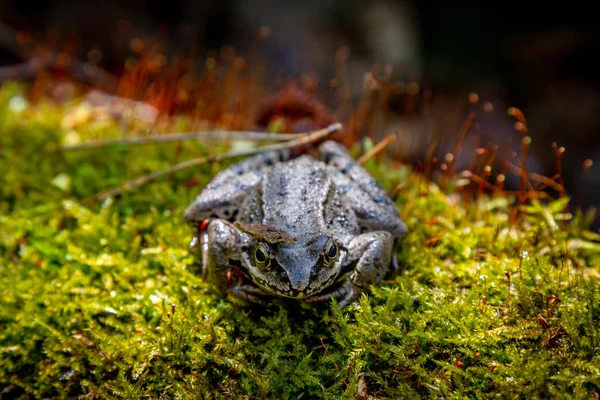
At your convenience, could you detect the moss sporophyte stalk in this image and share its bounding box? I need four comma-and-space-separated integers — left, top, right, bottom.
1, 81, 599, 399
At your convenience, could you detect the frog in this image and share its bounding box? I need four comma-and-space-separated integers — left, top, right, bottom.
183, 140, 408, 308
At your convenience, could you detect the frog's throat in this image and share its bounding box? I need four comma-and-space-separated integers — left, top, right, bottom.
233, 221, 297, 244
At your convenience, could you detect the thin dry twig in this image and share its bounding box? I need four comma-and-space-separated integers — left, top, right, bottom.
357, 134, 396, 165
83, 122, 343, 205
60, 130, 305, 151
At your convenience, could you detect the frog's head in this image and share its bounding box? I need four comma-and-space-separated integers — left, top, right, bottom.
237, 223, 343, 298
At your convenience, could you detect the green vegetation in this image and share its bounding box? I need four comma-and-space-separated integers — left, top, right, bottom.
1, 82, 599, 399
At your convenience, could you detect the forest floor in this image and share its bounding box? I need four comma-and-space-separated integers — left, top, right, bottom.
1, 82, 599, 399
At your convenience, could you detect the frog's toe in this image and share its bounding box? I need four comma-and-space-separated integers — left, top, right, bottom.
337, 287, 363, 309
304, 282, 351, 304
231, 284, 272, 306
304, 281, 366, 309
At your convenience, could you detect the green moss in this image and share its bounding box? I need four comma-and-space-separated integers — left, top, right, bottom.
1, 83, 599, 399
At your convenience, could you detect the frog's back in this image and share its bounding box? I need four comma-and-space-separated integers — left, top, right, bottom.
261, 155, 331, 235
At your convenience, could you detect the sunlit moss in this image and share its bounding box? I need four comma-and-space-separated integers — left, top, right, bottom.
1, 84, 599, 399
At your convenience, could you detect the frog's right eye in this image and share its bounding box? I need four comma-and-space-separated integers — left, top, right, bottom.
254, 243, 271, 269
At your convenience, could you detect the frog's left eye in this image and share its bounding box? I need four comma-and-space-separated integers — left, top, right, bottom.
254, 243, 271, 270
323, 240, 338, 265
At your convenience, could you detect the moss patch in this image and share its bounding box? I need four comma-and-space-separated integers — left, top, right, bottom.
1, 83, 599, 399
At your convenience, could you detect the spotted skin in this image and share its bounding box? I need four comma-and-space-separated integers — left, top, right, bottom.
185, 140, 408, 308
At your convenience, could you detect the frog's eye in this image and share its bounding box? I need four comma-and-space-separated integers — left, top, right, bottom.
254, 243, 271, 269
323, 240, 338, 265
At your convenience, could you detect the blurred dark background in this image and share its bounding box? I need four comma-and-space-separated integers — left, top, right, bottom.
1, 0, 598, 220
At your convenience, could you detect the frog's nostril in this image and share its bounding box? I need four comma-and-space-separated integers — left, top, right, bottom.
287, 271, 311, 291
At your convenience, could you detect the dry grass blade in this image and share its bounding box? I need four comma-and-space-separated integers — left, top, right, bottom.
357, 134, 396, 165
60, 130, 306, 151
83, 122, 343, 205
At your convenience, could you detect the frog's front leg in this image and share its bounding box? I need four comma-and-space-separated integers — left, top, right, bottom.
341, 231, 394, 307
201, 219, 241, 291
202, 219, 272, 304
307, 231, 394, 308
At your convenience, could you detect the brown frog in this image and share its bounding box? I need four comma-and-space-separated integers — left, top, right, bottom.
184, 140, 407, 308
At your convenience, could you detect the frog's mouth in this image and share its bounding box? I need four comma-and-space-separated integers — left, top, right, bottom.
244, 256, 344, 299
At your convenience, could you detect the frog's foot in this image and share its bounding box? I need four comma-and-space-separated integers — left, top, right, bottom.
339, 231, 395, 308
337, 286, 361, 309
303, 282, 365, 308
303, 281, 351, 305
231, 284, 273, 306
